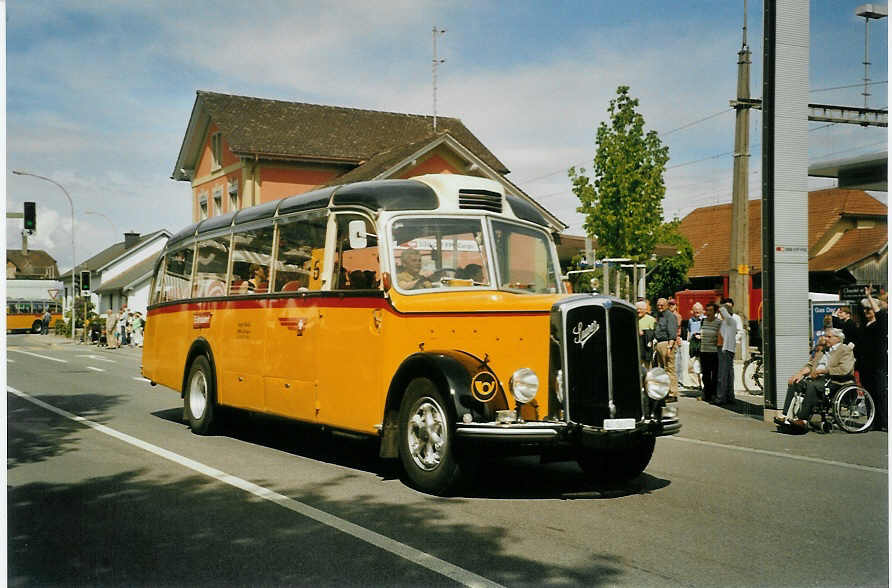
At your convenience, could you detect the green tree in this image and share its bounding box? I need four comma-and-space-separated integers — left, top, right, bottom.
646, 220, 694, 300
569, 86, 669, 261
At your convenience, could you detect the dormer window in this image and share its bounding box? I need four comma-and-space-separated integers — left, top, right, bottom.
211, 132, 222, 171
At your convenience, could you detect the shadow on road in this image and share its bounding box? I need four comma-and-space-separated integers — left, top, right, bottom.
151, 405, 671, 500
8, 393, 124, 467
8, 467, 630, 586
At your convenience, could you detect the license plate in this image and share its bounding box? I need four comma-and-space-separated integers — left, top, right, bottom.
603, 418, 636, 430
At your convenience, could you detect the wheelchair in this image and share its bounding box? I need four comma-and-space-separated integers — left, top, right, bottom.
812, 379, 875, 434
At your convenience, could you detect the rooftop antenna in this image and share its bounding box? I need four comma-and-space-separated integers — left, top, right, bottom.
432, 26, 446, 132
855, 4, 888, 108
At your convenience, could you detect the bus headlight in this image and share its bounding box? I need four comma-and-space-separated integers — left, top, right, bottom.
645, 367, 670, 401
510, 368, 539, 404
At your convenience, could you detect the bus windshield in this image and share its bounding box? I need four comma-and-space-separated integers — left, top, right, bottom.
390, 217, 491, 291
490, 219, 560, 294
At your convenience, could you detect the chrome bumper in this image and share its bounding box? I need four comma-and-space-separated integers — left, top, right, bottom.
455, 415, 680, 442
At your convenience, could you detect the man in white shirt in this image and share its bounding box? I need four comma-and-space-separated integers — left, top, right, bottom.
715, 298, 738, 405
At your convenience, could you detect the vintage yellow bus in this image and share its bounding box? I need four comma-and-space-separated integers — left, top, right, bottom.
6, 299, 63, 333
142, 174, 678, 494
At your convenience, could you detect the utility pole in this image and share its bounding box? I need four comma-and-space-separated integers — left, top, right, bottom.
432, 26, 446, 132
856, 4, 888, 109
729, 0, 752, 355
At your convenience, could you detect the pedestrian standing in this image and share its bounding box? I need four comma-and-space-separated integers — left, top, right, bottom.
654, 298, 679, 401
860, 287, 887, 431
132, 311, 144, 347
41, 308, 51, 335
699, 302, 721, 402
106, 307, 119, 349
716, 298, 738, 405
685, 302, 704, 389
637, 301, 656, 368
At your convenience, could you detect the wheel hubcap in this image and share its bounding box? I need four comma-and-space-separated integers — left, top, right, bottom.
407, 397, 447, 471
189, 370, 207, 419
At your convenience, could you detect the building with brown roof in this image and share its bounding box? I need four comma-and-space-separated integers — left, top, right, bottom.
7, 249, 59, 280
172, 91, 565, 232
678, 188, 887, 294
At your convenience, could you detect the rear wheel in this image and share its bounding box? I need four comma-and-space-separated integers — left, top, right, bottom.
833, 385, 874, 433
31, 320, 42, 334
577, 436, 656, 483
398, 378, 461, 495
743, 357, 763, 394
185, 355, 216, 434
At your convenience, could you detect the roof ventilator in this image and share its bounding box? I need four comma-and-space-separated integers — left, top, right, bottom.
458, 189, 502, 213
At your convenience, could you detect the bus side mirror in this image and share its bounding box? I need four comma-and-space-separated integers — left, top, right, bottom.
348, 220, 368, 249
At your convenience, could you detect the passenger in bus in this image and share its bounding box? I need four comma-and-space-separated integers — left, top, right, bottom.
396, 249, 432, 290
246, 265, 268, 294
349, 270, 369, 289
460, 263, 485, 284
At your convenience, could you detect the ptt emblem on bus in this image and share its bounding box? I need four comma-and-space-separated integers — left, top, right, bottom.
192, 312, 212, 329
471, 371, 498, 402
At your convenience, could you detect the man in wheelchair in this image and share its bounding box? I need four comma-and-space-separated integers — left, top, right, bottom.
774, 328, 855, 432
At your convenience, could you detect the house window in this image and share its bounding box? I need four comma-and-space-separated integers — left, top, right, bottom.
211, 132, 222, 171
213, 186, 223, 216
199, 192, 208, 220
228, 179, 239, 211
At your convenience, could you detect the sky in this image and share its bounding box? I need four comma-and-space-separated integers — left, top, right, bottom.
5, 0, 888, 272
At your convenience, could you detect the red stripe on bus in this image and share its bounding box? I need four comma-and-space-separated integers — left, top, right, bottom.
147, 297, 549, 319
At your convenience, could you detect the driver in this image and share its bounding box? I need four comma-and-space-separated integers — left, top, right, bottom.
396, 249, 432, 290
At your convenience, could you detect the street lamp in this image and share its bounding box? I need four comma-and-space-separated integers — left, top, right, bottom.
84, 210, 118, 237
12, 170, 77, 341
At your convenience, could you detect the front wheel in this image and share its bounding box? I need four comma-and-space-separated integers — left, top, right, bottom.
31, 320, 43, 334
185, 355, 216, 435
577, 436, 656, 483
833, 385, 875, 433
398, 378, 461, 495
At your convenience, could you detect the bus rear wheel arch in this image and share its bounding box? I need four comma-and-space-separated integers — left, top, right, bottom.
31, 320, 42, 334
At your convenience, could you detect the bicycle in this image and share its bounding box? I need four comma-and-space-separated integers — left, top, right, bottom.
743, 352, 763, 394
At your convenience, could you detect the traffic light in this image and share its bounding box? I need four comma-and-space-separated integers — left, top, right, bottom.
80, 270, 91, 295
23, 202, 36, 231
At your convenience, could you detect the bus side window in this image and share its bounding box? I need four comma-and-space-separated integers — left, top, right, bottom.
17, 302, 31, 315
163, 246, 195, 301
231, 225, 274, 295
275, 210, 327, 293
8, 302, 18, 315
330, 214, 379, 291
193, 235, 231, 298
151, 256, 166, 304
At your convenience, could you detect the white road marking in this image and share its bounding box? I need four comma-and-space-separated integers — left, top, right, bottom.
8, 349, 67, 363
86, 366, 105, 372
132, 377, 150, 383
7, 386, 503, 588
77, 354, 116, 363
666, 435, 888, 474
7, 359, 14, 363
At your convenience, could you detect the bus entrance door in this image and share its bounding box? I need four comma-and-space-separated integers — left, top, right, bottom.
264, 298, 318, 421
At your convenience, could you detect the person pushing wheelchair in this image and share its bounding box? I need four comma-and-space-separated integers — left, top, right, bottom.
774, 327, 854, 432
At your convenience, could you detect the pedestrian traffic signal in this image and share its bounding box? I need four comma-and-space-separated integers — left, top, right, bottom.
23, 202, 36, 231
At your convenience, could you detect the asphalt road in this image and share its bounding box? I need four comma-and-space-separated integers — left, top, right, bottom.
6, 333, 889, 587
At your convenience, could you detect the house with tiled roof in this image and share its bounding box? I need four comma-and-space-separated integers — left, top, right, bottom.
60, 230, 171, 315
678, 188, 887, 296
171, 91, 566, 233
7, 249, 59, 280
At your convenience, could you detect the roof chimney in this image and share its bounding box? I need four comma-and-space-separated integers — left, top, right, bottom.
124, 231, 140, 249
